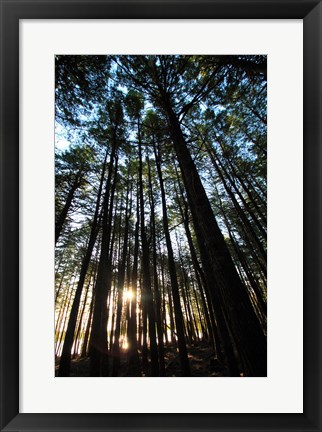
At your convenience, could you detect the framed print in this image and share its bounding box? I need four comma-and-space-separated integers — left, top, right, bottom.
0, 1, 321, 431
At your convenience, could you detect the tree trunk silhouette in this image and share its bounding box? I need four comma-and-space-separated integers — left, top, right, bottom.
154, 140, 191, 376
164, 101, 267, 376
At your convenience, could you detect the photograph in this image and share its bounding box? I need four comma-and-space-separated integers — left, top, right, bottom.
54, 54, 267, 378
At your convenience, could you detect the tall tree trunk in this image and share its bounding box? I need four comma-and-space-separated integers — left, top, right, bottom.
55, 174, 81, 244
138, 126, 159, 376
112, 183, 131, 376
58, 151, 108, 376
127, 187, 140, 374
81, 286, 95, 358
160, 253, 176, 345
90, 138, 118, 376
164, 102, 267, 376
147, 154, 166, 375
72, 273, 93, 358
56, 278, 76, 357
153, 140, 191, 376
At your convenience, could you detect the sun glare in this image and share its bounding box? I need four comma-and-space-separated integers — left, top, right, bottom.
125, 290, 133, 301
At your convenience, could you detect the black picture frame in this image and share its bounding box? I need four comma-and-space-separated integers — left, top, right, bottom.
0, 1, 321, 431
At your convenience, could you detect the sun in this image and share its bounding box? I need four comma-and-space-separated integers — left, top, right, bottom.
125, 290, 133, 301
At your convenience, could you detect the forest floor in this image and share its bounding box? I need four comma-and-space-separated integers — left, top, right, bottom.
55, 341, 230, 377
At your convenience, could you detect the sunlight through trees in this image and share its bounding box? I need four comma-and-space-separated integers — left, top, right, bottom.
55, 55, 267, 377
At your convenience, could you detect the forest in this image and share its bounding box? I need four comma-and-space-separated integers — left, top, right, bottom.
55, 55, 267, 377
